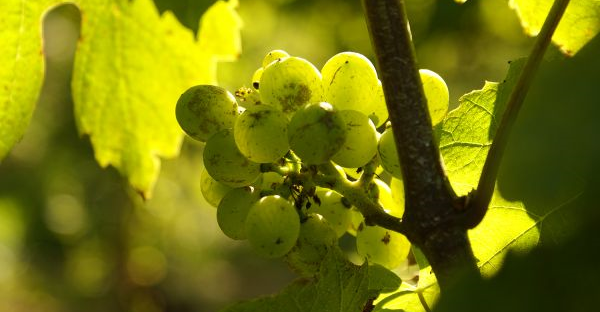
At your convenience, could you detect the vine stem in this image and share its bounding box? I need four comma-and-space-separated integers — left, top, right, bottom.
466, 0, 572, 228
362, 0, 478, 289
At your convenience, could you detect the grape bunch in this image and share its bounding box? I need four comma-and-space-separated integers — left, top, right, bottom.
176, 50, 449, 275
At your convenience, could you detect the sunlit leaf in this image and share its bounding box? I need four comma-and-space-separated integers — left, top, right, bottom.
510, 0, 600, 55
0, 0, 61, 161
221, 249, 399, 312
0, 0, 241, 198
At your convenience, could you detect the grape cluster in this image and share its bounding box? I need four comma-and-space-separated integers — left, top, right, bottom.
176, 50, 449, 274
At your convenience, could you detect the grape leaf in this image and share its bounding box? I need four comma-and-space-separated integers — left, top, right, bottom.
439, 59, 525, 197
456, 0, 600, 55
221, 249, 400, 312
434, 219, 600, 312
72, 0, 241, 198
509, 0, 600, 56
374, 267, 439, 312
0, 0, 241, 198
0, 0, 61, 161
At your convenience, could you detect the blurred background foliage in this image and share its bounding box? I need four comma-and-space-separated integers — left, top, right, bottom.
0, 0, 597, 311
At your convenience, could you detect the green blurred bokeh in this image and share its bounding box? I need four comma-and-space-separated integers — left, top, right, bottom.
1, 0, 597, 311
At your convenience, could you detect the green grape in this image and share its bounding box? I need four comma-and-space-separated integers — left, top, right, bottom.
235, 87, 262, 108
420, 69, 449, 126
252, 67, 263, 90
245, 195, 301, 258
234, 105, 290, 163
373, 178, 404, 218
356, 223, 411, 269
332, 110, 378, 168
377, 127, 402, 179
255, 172, 285, 192
346, 208, 364, 236
372, 81, 389, 127
203, 128, 261, 187
287, 102, 346, 164
321, 52, 388, 127
176, 85, 239, 142
200, 168, 233, 208
217, 186, 260, 240
260, 56, 323, 116
285, 213, 337, 276
262, 49, 290, 67
390, 177, 405, 217
311, 189, 352, 237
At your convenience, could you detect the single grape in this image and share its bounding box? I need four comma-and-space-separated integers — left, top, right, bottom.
356, 223, 410, 269
217, 186, 261, 240
372, 81, 389, 127
260, 56, 323, 116
200, 168, 233, 208
252, 67, 263, 90
287, 102, 346, 164
373, 178, 404, 218
255, 172, 285, 192
235, 87, 262, 108
203, 128, 261, 187
420, 69, 449, 126
311, 189, 352, 237
321, 52, 388, 127
390, 177, 405, 217
234, 105, 290, 163
332, 110, 378, 168
245, 195, 300, 258
285, 214, 337, 276
346, 208, 365, 237
262, 49, 290, 67
377, 127, 402, 179
176, 85, 239, 142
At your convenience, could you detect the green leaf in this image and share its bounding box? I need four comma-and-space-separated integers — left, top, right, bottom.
456, 0, 599, 55
509, 0, 600, 56
438, 59, 525, 197
434, 219, 600, 312
0, 0, 60, 161
375, 266, 438, 312
72, 0, 241, 198
0, 0, 241, 198
221, 249, 398, 312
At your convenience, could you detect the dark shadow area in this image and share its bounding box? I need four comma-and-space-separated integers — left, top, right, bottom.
151, 0, 214, 34
497, 34, 600, 242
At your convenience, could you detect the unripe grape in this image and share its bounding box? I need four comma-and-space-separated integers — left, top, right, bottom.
203, 129, 261, 187
390, 177, 405, 217
217, 186, 260, 240
200, 168, 233, 208
262, 49, 290, 67
252, 67, 263, 90
287, 102, 346, 164
321, 52, 388, 127
346, 208, 365, 237
260, 56, 323, 116
311, 189, 352, 237
235, 87, 262, 108
420, 69, 449, 126
234, 105, 290, 163
332, 110, 378, 168
373, 179, 404, 218
285, 214, 337, 276
245, 195, 301, 258
176, 85, 239, 142
356, 223, 410, 269
377, 127, 402, 179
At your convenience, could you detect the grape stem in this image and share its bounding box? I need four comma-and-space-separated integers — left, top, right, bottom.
314, 162, 407, 235
465, 0, 572, 228
362, 0, 478, 289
